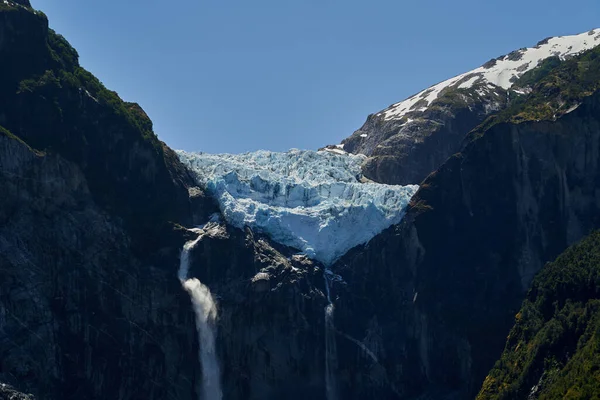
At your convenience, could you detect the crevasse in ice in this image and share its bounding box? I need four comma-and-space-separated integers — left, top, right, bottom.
177, 149, 418, 265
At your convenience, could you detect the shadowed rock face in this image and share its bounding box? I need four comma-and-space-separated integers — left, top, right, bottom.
182, 222, 407, 400
332, 91, 600, 398
184, 225, 329, 399
0, 110, 201, 400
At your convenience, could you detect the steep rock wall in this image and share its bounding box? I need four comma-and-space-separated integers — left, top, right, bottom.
0, 130, 200, 399
333, 90, 600, 398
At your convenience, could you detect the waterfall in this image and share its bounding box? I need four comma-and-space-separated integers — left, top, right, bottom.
179, 232, 222, 400
324, 270, 338, 400
336, 331, 379, 364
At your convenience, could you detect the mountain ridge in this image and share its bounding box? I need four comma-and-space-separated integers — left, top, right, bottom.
374, 28, 600, 122
327, 28, 600, 186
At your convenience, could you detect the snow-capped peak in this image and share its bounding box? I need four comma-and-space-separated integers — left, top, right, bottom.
378, 29, 600, 121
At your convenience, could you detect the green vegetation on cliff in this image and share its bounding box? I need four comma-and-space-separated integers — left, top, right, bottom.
478, 231, 600, 399
514, 56, 562, 89
475, 46, 600, 135
15, 28, 160, 145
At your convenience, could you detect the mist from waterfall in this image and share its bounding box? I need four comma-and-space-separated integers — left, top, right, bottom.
179, 232, 222, 400
324, 270, 338, 400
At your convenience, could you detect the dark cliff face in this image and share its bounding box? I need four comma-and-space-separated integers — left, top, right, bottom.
183, 225, 330, 399
1, 117, 324, 399
0, 129, 196, 399
332, 89, 600, 398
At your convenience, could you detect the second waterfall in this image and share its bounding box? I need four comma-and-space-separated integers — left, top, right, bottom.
324, 270, 338, 400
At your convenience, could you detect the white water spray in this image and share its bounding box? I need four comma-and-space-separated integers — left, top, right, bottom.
324, 270, 338, 400
179, 232, 222, 400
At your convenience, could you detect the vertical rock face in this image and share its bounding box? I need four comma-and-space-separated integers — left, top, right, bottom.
186, 225, 404, 400
0, 130, 199, 399
182, 226, 330, 399
332, 91, 600, 398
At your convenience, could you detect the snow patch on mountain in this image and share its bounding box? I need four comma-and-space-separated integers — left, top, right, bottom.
178, 149, 418, 265
378, 29, 600, 121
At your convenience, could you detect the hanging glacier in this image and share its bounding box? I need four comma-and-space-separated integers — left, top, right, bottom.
177, 149, 418, 265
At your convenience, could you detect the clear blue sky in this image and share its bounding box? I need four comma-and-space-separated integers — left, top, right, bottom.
30, 0, 600, 154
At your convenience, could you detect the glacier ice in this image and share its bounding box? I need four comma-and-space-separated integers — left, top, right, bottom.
177, 149, 418, 265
